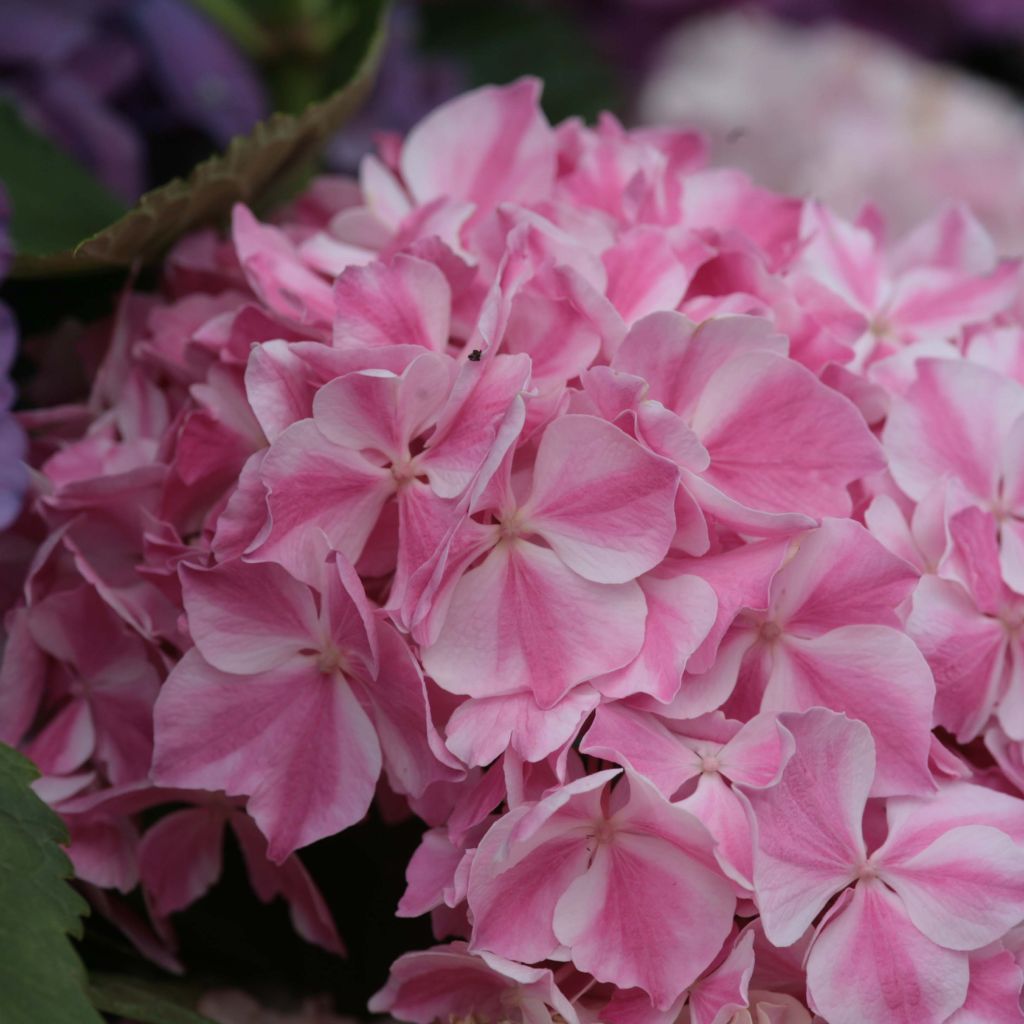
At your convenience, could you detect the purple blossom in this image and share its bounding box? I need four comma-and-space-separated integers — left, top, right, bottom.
0, 0, 268, 201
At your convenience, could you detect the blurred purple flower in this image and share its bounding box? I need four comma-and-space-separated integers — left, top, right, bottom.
0, 0, 268, 201
0, 187, 27, 531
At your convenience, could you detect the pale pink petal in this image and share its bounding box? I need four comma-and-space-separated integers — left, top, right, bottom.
230, 812, 344, 954
152, 650, 381, 861
678, 771, 755, 887
552, 779, 735, 1008
688, 930, 755, 1024
594, 571, 717, 703
768, 519, 918, 635
138, 806, 225, 917
401, 78, 556, 212
883, 358, 1024, 503
907, 574, 1007, 742
692, 352, 884, 518
796, 202, 881, 312
877, 825, 1024, 951
603, 226, 695, 325
743, 708, 870, 946
422, 541, 646, 709
179, 559, 318, 674
581, 703, 701, 799
333, 254, 451, 351
718, 712, 795, 788
946, 944, 1024, 1024
254, 419, 394, 580
360, 622, 461, 796
232, 205, 332, 328
244, 339, 421, 443
523, 414, 679, 585
805, 882, 969, 1024
417, 353, 531, 500
467, 807, 594, 965
612, 312, 786, 422
313, 355, 452, 462
446, 685, 599, 767
766, 627, 935, 797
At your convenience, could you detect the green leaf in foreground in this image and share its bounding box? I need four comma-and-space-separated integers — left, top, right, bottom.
12, 0, 389, 277
0, 102, 128, 259
88, 974, 216, 1024
0, 743, 103, 1024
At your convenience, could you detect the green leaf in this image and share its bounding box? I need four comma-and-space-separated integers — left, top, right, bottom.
12, 0, 389, 277
0, 102, 128, 259
0, 743, 104, 1024
87, 975, 216, 1024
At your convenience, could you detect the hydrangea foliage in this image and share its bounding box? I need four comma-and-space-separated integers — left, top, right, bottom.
5, 77, 1024, 1023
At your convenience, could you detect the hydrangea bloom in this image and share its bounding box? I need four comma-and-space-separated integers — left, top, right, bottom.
5, 78, 1024, 1021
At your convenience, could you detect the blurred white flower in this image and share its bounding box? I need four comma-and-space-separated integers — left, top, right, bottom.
639, 10, 1024, 252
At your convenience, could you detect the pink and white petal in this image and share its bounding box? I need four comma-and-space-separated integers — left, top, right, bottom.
179, 559, 318, 674
692, 352, 884, 518
796, 202, 881, 311
612, 312, 786, 423
446, 685, 598, 768
768, 519, 918, 635
422, 541, 646, 710
603, 226, 695, 326
886, 262, 1020, 341
523, 414, 679, 585
232, 205, 333, 329
419, 353, 531, 500
688, 930, 755, 1024
317, 553, 379, 677
890, 203, 998, 276
766, 627, 935, 797
65, 814, 139, 892
1001, 519, 1024, 598
314, 354, 452, 460
360, 622, 461, 796
333, 254, 451, 351
877, 825, 1024, 951
230, 812, 344, 954
152, 650, 381, 861
244, 339, 421, 443
678, 772, 756, 888
467, 805, 591, 965
369, 943, 528, 1024
677, 539, 791, 675
138, 806, 226, 917
594, 572, 716, 703
635, 402, 710, 474
552, 826, 735, 1008
0, 610, 47, 746
254, 419, 394, 582
880, 782, 1024, 863
742, 709, 870, 947
401, 78, 556, 212
883, 358, 1024, 503
719, 712, 795, 789
27, 699, 95, 778
805, 882, 969, 1024
580, 703, 702, 799
907, 575, 1007, 742
946, 944, 1024, 1023
398, 828, 464, 918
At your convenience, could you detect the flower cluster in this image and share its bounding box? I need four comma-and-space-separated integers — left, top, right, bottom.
4, 78, 1024, 1022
